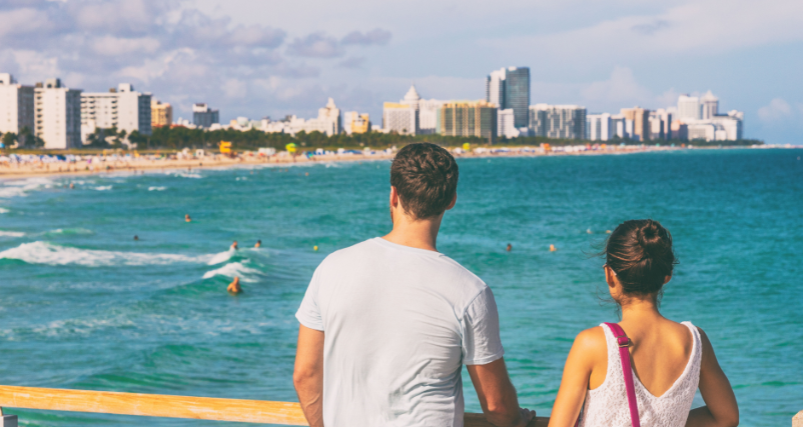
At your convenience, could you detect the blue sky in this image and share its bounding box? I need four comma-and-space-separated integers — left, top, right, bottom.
1, 0, 802, 143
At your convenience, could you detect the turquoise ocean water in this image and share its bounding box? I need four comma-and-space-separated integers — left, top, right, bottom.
0, 149, 801, 426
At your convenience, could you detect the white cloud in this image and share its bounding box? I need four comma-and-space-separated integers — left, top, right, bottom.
91, 36, 160, 56
581, 66, 653, 107
758, 98, 794, 122
222, 78, 247, 98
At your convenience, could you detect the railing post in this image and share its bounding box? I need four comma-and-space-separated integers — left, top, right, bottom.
0, 408, 17, 427
792, 410, 803, 427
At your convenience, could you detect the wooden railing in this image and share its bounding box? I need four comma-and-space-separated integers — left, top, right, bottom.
0, 385, 550, 426
2, 386, 800, 426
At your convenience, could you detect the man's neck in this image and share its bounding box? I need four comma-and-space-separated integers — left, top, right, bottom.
382, 215, 443, 252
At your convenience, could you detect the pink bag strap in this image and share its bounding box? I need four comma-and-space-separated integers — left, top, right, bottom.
604, 322, 641, 427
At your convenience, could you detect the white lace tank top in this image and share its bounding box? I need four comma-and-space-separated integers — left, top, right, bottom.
578, 321, 702, 427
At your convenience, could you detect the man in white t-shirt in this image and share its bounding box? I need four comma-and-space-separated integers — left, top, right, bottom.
294, 143, 534, 427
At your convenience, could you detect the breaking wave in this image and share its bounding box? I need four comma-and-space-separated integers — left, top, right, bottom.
0, 230, 25, 238
0, 177, 54, 198
0, 241, 211, 267
203, 262, 263, 283
148, 186, 167, 191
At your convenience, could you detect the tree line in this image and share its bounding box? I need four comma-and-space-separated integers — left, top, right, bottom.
1, 125, 764, 152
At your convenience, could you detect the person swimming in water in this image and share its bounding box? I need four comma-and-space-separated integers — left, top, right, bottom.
255, 240, 261, 248
185, 214, 192, 222
231, 241, 239, 250
227, 277, 242, 294
506, 243, 512, 252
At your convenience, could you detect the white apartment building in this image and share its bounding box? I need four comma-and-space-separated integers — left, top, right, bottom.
677, 95, 702, 121
34, 78, 82, 149
498, 108, 520, 138
0, 74, 34, 144
587, 113, 612, 141
81, 83, 152, 143
383, 103, 417, 135
529, 104, 587, 139
649, 109, 673, 140
263, 98, 342, 136
395, 85, 445, 135
675, 92, 743, 141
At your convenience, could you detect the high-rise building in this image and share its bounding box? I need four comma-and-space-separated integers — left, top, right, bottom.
529, 104, 586, 139
497, 109, 520, 138
193, 103, 220, 128
587, 113, 612, 141
437, 101, 497, 143
34, 78, 82, 149
620, 107, 650, 142
674, 92, 743, 142
0, 73, 34, 141
677, 95, 702, 121
383, 103, 417, 135
649, 109, 672, 140
396, 84, 445, 135
151, 99, 173, 128
700, 91, 719, 120
486, 67, 530, 129
81, 83, 152, 143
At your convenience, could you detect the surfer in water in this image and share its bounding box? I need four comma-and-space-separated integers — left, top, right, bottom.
227, 277, 242, 294
231, 241, 239, 250
255, 240, 261, 248
185, 214, 192, 222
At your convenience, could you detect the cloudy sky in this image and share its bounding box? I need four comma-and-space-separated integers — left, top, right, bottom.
2, 0, 802, 143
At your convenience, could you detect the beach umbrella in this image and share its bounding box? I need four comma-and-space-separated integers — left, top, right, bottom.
286, 143, 297, 153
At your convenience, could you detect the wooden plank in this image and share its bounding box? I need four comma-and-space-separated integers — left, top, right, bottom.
0, 385, 552, 426
0, 386, 307, 425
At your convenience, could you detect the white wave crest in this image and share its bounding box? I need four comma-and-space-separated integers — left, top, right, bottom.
0, 177, 54, 198
0, 208, 8, 213
93, 186, 113, 191
0, 241, 211, 267
46, 228, 93, 236
148, 186, 167, 191
169, 172, 202, 179
207, 248, 235, 265
203, 262, 262, 282
0, 230, 25, 238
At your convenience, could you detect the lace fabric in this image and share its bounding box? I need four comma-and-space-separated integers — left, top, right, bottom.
578, 321, 702, 427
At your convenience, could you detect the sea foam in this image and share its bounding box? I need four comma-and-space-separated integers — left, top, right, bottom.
203, 262, 262, 282
148, 186, 167, 191
0, 208, 8, 214
0, 241, 211, 267
0, 177, 54, 198
0, 230, 25, 238
93, 186, 113, 191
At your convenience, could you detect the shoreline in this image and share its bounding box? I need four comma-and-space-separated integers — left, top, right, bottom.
0, 145, 789, 181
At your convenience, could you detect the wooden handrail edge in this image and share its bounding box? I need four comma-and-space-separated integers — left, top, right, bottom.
0, 385, 550, 426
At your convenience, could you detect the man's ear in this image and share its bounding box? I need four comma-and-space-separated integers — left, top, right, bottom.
389, 186, 399, 208
445, 193, 457, 211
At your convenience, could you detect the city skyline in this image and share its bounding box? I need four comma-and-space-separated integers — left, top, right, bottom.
0, 1, 801, 143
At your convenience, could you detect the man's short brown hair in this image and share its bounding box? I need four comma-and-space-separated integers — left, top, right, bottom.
390, 143, 459, 219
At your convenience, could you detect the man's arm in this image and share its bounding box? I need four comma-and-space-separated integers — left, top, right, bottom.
467, 358, 534, 427
293, 325, 325, 427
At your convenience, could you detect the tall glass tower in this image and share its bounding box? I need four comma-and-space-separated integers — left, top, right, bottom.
486, 67, 530, 128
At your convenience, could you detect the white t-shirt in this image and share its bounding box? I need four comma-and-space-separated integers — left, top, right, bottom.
296, 237, 504, 427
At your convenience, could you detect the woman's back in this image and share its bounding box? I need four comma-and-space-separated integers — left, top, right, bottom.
547, 219, 738, 427
579, 320, 702, 427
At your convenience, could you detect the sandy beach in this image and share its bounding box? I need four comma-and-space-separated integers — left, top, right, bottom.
0, 144, 775, 180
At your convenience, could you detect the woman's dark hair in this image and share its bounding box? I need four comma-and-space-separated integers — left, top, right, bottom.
604, 219, 677, 296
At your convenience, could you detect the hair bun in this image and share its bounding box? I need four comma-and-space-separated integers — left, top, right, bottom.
637, 220, 666, 256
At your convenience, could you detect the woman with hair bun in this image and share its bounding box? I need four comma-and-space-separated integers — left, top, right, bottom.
548, 220, 739, 427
